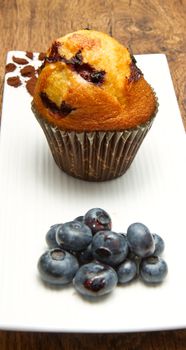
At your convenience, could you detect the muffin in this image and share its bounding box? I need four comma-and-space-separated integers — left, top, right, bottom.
32, 29, 157, 181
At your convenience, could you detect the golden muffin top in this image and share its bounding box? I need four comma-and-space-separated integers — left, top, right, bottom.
33, 29, 157, 131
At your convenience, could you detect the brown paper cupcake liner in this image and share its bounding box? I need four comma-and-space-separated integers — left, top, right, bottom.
32, 107, 155, 181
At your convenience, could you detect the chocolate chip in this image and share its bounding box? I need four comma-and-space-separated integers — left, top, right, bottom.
7, 76, 22, 87
12, 56, 29, 65
20, 65, 35, 77
26, 76, 38, 96
38, 52, 46, 61
26, 51, 34, 60
5, 63, 16, 73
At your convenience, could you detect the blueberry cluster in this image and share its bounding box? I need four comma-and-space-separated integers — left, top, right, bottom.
37, 208, 168, 299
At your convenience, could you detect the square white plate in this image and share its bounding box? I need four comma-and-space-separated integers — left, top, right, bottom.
0, 52, 186, 333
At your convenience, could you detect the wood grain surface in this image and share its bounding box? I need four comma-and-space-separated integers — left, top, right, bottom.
0, 0, 186, 349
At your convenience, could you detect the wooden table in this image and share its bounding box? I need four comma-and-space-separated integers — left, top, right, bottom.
0, 1, 185, 349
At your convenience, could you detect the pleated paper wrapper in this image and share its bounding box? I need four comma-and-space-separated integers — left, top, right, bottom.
33, 108, 154, 181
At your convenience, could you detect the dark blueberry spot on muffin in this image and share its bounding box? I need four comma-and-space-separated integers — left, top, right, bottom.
40, 92, 75, 117
42, 47, 106, 85
79, 66, 105, 85
40, 92, 59, 113
67, 50, 106, 85
60, 101, 76, 116
39, 42, 62, 71
130, 54, 137, 64
90, 70, 105, 84
69, 50, 83, 66
48, 41, 62, 61
128, 61, 143, 83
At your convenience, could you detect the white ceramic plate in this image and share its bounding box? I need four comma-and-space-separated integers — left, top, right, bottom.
0, 52, 186, 333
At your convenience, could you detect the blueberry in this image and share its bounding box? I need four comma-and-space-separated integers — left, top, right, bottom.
84, 208, 112, 235
38, 248, 79, 285
78, 243, 93, 265
73, 261, 118, 297
92, 230, 128, 266
127, 223, 155, 258
46, 224, 62, 248
56, 221, 92, 252
117, 259, 137, 284
74, 215, 84, 223
140, 256, 168, 284
153, 234, 165, 256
